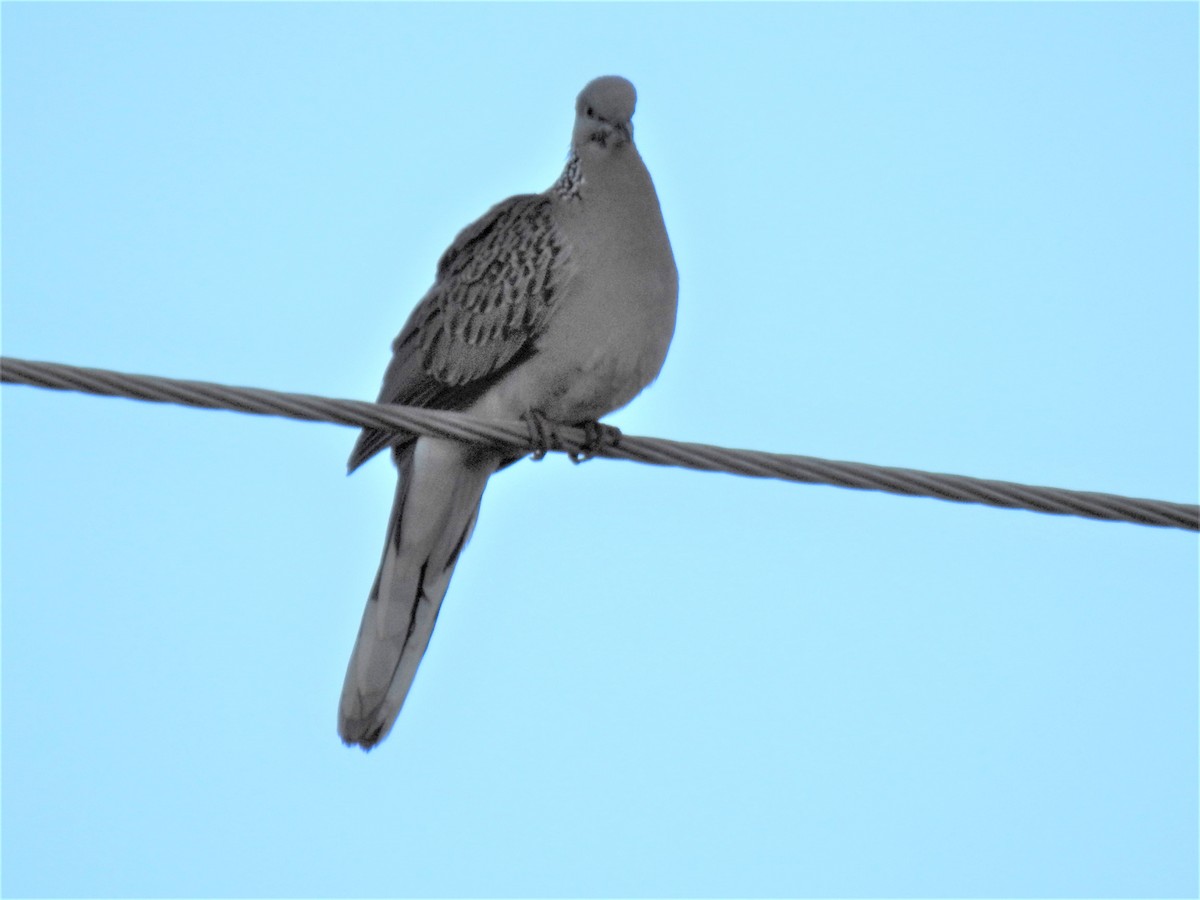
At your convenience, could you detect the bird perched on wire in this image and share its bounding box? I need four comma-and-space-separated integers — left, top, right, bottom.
339, 75, 678, 749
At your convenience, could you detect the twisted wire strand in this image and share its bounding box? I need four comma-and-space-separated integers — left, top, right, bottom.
3, 356, 1196, 532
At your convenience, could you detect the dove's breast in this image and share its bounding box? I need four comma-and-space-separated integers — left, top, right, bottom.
473, 150, 678, 424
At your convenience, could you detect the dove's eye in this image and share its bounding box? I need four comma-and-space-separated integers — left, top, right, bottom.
586, 106, 595, 117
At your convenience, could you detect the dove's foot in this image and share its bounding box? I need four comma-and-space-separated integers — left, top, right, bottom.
568, 420, 622, 464
520, 411, 621, 463
521, 409, 560, 461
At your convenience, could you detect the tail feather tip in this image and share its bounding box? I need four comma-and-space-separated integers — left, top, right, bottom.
338, 717, 387, 750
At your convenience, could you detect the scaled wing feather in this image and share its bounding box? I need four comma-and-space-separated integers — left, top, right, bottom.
348, 194, 565, 471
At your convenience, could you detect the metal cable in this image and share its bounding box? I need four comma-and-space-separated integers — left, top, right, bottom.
3, 356, 1196, 532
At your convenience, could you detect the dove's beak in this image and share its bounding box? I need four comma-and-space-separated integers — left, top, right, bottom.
593, 122, 631, 149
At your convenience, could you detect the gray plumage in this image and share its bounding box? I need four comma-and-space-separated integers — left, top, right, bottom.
339, 76, 677, 749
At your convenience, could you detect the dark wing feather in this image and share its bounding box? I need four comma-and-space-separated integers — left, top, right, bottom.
348, 193, 566, 472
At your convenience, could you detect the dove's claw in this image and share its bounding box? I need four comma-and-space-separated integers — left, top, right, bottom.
521, 412, 619, 463
569, 421, 622, 464
521, 409, 558, 461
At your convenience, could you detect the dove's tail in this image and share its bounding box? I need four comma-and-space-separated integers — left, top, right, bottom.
338, 438, 495, 750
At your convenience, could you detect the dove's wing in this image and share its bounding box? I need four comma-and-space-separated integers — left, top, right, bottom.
348, 193, 568, 471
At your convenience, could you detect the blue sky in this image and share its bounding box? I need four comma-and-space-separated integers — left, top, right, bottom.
2, 3, 1196, 897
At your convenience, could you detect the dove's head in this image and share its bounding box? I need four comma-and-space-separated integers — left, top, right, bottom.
573, 76, 637, 153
